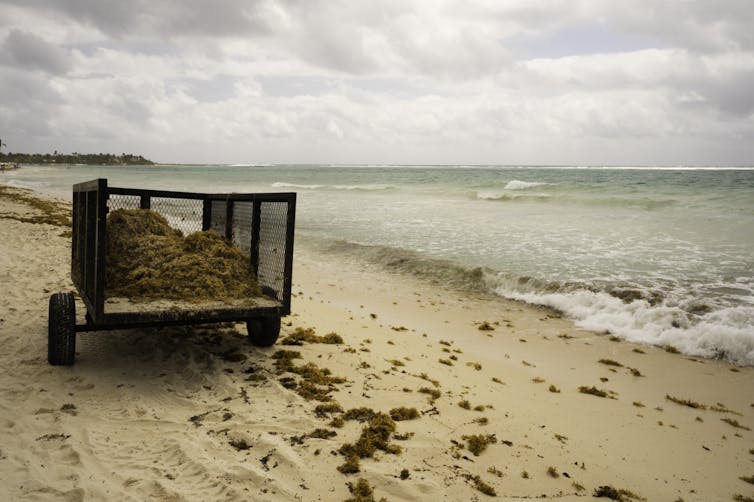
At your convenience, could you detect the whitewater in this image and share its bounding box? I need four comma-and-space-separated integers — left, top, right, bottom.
4, 164, 753, 364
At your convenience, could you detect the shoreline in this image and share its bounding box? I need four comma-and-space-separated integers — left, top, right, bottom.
0, 185, 752, 501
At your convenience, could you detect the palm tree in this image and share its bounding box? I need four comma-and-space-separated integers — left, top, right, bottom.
0, 137, 5, 153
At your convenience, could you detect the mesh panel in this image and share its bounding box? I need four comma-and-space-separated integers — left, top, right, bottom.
232, 201, 253, 251
210, 200, 226, 235
108, 194, 140, 211
257, 201, 289, 299
151, 197, 203, 235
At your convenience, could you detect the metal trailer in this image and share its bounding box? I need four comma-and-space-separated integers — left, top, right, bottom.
48, 178, 296, 365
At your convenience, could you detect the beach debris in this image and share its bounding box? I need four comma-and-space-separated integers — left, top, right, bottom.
188, 408, 222, 427
462, 473, 497, 496
546, 466, 559, 478
549, 384, 561, 393
721, 418, 751, 431
578, 386, 616, 399
666, 395, 706, 409
345, 478, 377, 502
105, 208, 260, 301
228, 437, 252, 451
710, 403, 742, 416
389, 407, 419, 421
461, 434, 497, 456
338, 411, 401, 474
281, 327, 343, 345
477, 321, 494, 331
271, 349, 346, 402
598, 358, 623, 367
60, 403, 77, 415
593, 485, 645, 501
487, 466, 503, 478
36, 433, 70, 441
416, 372, 440, 387
314, 403, 344, 418
419, 387, 441, 403
338, 455, 361, 474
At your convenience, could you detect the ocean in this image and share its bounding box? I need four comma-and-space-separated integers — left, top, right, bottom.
4, 164, 753, 365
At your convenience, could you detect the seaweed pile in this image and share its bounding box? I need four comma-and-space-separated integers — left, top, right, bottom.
105, 209, 261, 302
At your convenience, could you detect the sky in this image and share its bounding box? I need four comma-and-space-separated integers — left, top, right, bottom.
0, 0, 752, 165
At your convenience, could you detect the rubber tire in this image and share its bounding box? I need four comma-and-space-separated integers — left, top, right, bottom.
48, 292, 76, 366
246, 316, 281, 347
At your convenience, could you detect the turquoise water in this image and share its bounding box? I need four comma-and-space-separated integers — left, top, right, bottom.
4, 164, 753, 364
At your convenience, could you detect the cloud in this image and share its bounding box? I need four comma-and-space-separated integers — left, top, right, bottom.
1, 29, 72, 74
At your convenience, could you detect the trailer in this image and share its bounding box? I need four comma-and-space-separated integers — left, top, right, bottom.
48, 178, 296, 365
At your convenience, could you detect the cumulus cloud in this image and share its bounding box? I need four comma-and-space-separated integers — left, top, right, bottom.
0, 0, 752, 164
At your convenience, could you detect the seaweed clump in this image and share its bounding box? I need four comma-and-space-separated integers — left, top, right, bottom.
461, 434, 497, 456
389, 407, 419, 421
593, 485, 645, 501
579, 386, 614, 399
339, 412, 401, 458
105, 209, 261, 301
666, 395, 707, 409
345, 478, 380, 502
462, 473, 497, 496
281, 327, 343, 345
337, 412, 402, 474
271, 349, 346, 402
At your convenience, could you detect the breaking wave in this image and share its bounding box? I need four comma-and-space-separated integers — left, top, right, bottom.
504, 180, 549, 190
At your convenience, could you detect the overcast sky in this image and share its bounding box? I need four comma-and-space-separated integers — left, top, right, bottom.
1, 1, 752, 165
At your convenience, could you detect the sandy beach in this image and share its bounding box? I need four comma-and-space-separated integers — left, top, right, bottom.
1, 184, 752, 501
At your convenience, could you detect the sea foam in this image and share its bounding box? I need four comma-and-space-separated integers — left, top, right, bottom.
504, 180, 548, 190
501, 288, 754, 366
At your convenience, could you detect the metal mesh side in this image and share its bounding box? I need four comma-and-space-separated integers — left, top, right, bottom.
232, 201, 253, 252
210, 200, 227, 235
107, 194, 140, 212
151, 197, 203, 235
257, 201, 289, 300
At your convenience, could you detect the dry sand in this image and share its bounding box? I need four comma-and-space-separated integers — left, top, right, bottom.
0, 184, 752, 501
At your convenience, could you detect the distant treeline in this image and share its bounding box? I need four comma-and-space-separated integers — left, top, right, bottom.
0, 152, 154, 165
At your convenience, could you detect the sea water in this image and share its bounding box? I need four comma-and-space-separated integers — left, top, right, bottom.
4, 164, 753, 364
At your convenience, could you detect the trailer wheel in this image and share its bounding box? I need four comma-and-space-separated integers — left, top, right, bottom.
48, 293, 76, 366
247, 316, 280, 347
